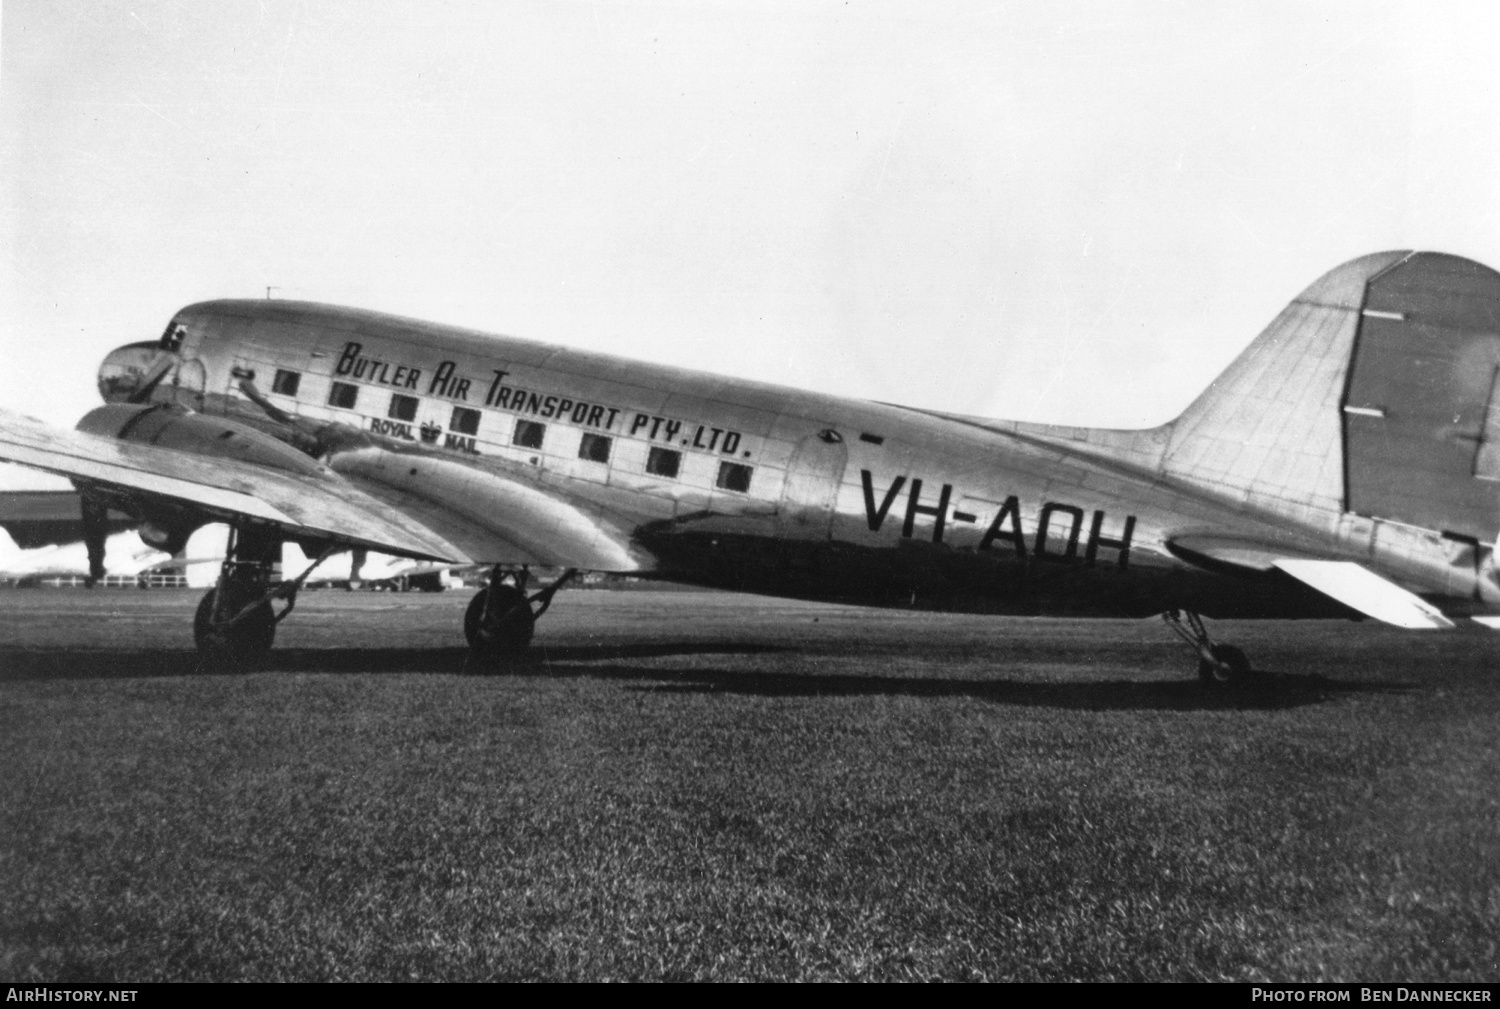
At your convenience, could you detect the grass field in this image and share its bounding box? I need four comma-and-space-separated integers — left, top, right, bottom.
2, 588, 1497, 981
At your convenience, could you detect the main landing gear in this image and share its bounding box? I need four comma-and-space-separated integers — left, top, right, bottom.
193, 526, 333, 668
80, 495, 109, 588
1162, 609, 1256, 687
464, 566, 578, 670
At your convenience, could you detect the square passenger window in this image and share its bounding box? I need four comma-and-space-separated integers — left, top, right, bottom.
646, 447, 681, 478
578, 433, 612, 463
327, 382, 358, 409
388, 394, 419, 422
514, 419, 545, 449
450, 406, 481, 436
271, 369, 301, 396
716, 461, 753, 493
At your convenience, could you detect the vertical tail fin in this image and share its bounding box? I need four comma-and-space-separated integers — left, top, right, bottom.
1161, 251, 1410, 518
1166, 250, 1500, 541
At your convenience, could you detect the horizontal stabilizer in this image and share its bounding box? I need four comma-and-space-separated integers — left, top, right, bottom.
1165, 534, 1297, 573
1272, 560, 1454, 630
1469, 616, 1500, 630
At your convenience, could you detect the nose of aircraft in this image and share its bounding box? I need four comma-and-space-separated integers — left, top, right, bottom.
96, 341, 170, 403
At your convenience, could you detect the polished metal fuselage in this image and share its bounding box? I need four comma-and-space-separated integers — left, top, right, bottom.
134, 298, 1471, 620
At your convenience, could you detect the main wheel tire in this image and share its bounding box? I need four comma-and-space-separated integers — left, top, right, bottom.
193, 588, 276, 666
1198, 643, 1253, 686
464, 585, 535, 661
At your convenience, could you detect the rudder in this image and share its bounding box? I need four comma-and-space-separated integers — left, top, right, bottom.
1342, 253, 1500, 541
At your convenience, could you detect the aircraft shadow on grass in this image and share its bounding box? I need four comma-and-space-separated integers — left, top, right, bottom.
545, 663, 1411, 712
0, 642, 1415, 712
0, 641, 786, 681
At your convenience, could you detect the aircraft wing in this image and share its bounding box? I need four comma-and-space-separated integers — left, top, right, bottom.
0, 408, 465, 562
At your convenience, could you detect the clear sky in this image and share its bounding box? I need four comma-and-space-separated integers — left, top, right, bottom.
3, 0, 1499, 454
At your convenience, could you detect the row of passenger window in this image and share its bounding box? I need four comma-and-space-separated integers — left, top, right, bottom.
278, 369, 753, 492
384, 392, 483, 435
511, 414, 752, 491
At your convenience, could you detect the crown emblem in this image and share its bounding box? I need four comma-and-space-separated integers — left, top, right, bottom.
419, 422, 442, 443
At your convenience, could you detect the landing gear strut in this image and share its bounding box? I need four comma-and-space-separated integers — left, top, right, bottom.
193, 526, 333, 668
464, 566, 578, 669
80, 494, 109, 588
1162, 609, 1254, 686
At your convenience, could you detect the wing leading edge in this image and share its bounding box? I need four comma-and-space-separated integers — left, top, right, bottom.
0, 408, 466, 563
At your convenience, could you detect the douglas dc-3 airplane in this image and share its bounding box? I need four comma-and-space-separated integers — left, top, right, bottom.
2, 250, 1499, 684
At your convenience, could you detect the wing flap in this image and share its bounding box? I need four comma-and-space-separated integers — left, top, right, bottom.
0, 408, 466, 562
1272, 559, 1455, 629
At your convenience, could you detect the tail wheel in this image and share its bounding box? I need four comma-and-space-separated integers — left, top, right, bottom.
1198, 643, 1253, 686
193, 588, 276, 665
464, 585, 535, 658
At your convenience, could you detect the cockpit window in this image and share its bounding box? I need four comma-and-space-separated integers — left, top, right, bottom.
159, 321, 186, 352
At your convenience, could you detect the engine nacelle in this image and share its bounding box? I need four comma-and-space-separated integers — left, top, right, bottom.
75, 404, 329, 478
